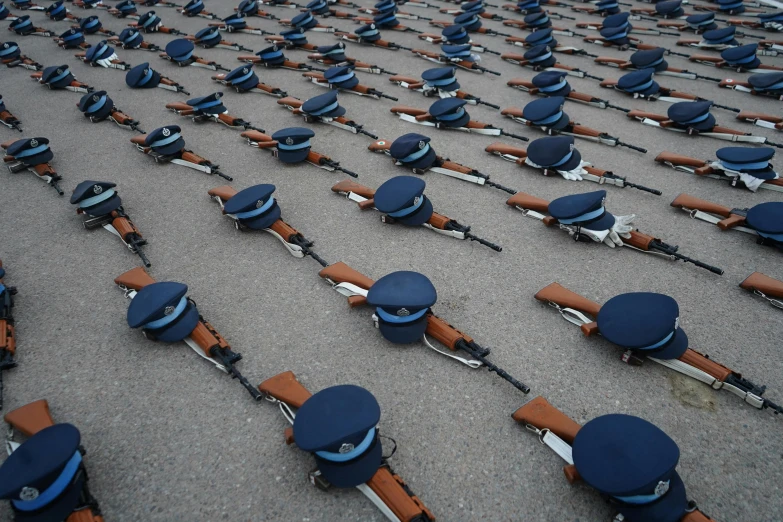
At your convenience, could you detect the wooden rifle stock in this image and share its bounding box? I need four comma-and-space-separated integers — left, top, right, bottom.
390, 105, 429, 117
425, 314, 473, 348
237, 54, 260, 63
217, 113, 244, 126
257, 370, 313, 408
0, 320, 15, 356
567, 92, 599, 104
678, 349, 733, 382
670, 193, 734, 218
166, 101, 194, 113
599, 79, 618, 88
241, 130, 275, 144
390, 74, 422, 88
507, 78, 536, 92
506, 192, 551, 214
331, 180, 376, 199
570, 124, 602, 138
426, 212, 452, 230
595, 56, 629, 67
67, 510, 105, 522
690, 54, 723, 64
368, 140, 392, 153
111, 212, 141, 241
278, 96, 304, 111
720, 78, 750, 88
114, 266, 156, 290
181, 151, 208, 165
655, 152, 708, 168
110, 109, 135, 125
319, 262, 375, 307
681, 510, 717, 522
740, 272, 783, 299
628, 110, 668, 121
485, 142, 527, 158
534, 283, 602, 318
208, 185, 239, 202
4, 399, 55, 437
269, 219, 300, 241
738, 111, 783, 124
130, 134, 147, 145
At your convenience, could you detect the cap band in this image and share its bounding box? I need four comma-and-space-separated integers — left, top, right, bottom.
641, 57, 664, 68
557, 206, 605, 225
230, 68, 254, 85
625, 78, 654, 93
12, 451, 82, 512
552, 150, 574, 167
358, 28, 379, 37
83, 18, 99, 29
719, 159, 769, 172
295, 13, 314, 26
0, 44, 19, 57
681, 112, 710, 124
122, 31, 141, 44
637, 329, 675, 351
261, 49, 284, 60
614, 480, 670, 505
14, 19, 32, 30
143, 296, 187, 329
539, 78, 567, 93
532, 110, 563, 125
436, 107, 466, 121
149, 131, 182, 148
400, 142, 431, 163
139, 67, 154, 85
530, 50, 552, 63
277, 138, 311, 150
757, 231, 783, 241
529, 15, 548, 25
86, 94, 108, 113
171, 49, 194, 61
726, 52, 757, 65
425, 77, 457, 87
13, 143, 49, 159
307, 100, 340, 116
328, 71, 355, 84
192, 98, 223, 110
142, 15, 160, 28
376, 307, 428, 323
235, 196, 275, 219
387, 195, 425, 217
315, 427, 376, 462
79, 188, 115, 210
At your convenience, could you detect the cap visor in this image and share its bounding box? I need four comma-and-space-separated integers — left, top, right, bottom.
321, 105, 347, 118
315, 435, 383, 488
394, 196, 434, 227
581, 210, 616, 232
335, 76, 360, 89
616, 472, 688, 522
82, 194, 123, 217
557, 147, 582, 172
21, 148, 54, 166
437, 111, 471, 128
16, 471, 86, 522
153, 137, 186, 157
548, 111, 571, 132
278, 147, 311, 164
689, 113, 716, 132
402, 146, 437, 170
241, 202, 282, 230
378, 314, 429, 343
152, 302, 200, 342
648, 327, 688, 360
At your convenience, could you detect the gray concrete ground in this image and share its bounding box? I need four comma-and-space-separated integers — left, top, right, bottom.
0, 1, 782, 521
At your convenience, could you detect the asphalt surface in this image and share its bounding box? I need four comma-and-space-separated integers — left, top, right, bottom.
0, 1, 782, 521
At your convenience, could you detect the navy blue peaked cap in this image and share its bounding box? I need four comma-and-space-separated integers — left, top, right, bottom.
523, 44, 556, 67
702, 26, 737, 46
716, 147, 777, 180
186, 92, 227, 115
461, 0, 485, 13
527, 136, 582, 171
79, 16, 103, 34
165, 38, 195, 63
238, 0, 258, 14
602, 12, 630, 29
315, 42, 347, 61
195, 26, 222, 47
442, 24, 470, 44
223, 13, 249, 30
524, 12, 550, 28
119, 28, 144, 48
271, 127, 315, 163
257, 44, 287, 65
70, 180, 122, 216
517, 0, 542, 12
373, 175, 434, 226
281, 27, 309, 45
594, 0, 619, 13
549, 190, 616, 231
656, 0, 684, 17
0, 424, 86, 522
307, 0, 329, 15
455, 12, 482, 31
685, 12, 716, 30
617, 68, 660, 96
41, 65, 75, 89
0, 41, 21, 61
600, 25, 630, 45
293, 385, 382, 488
721, 43, 759, 69
0, 95, 5, 113
716, 0, 744, 14
375, 0, 396, 13
630, 47, 668, 72
0, 3, 9, 20
522, 96, 570, 130
292, 11, 318, 29
127, 281, 200, 342
138, 11, 161, 30
6, 137, 53, 166
367, 271, 437, 343
223, 184, 282, 229
374, 10, 400, 29
390, 133, 437, 170
85, 41, 114, 64
531, 70, 571, 96
421, 67, 459, 91
144, 125, 186, 156
301, 90, 346, 118
759, 11, 783, 22
441, 43, 473, 61
224, 65, 260, 91
429, 97, 470, 128
126, 62, 163, 88
78, 90, 114, 121
748, 72, 783, 93
667, 101, 715, 132
183, 0, 205, 15
574, 414, 687, 522
746, 202, 783, 239
45, 0, 67, 21
10, 16, 34, 36
58, 28, 85, 49
116, 0, 138, 15
355, 23, 382, 41
324, 65, 359, 89
525, 27, 556, 46
598, 292, 688, 358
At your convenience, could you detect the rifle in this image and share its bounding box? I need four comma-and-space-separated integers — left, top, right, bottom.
159, 50, 231, 72
80, 204, 151, 267
736, 110, 783, 131
257, 371, 435, 521
389, 74, 500, 108
505, 36, 593, 54
484, 142, 661, 194
689, 52, 782, 72
5, 400, 105, 522
302, 72, 398, 100
351, 15, 424, 32
0, 109, 22, 132
331, 179, 503, 251
114, 267, 263, 401
507, 78, 630, 112
74, 48, 131, 71
1, 51, 43, 71
208, 185, 330, 267
507, 191, 724, 273
30, 70, 94, 94
130, 133, 232, 180
166, 101, 265, 132
391, 105, 529, 141
368, 138, 517, 193
277, 96, 378, 138
211, 72, 288, 97
418, 33, 500, 54
513, 397, 719, 522
411, 48, 501, 74
304, 52, 395, 74
319, 262, 529, 392
501, 52, 604, 81
655, 151, 783, 192
600, 78, 740, 112
209, 21, 274, 36
534, 282, 780, 414
0, 260, 17, 411
500, 106, 646, 152
334, 32, 412, 51
241, 130, 360, 177
740, 272, 783, 310
593, 56, 722, 82
719, 77, 783, 99
2, 139, 64, 195
430, 20, 510, 36
184, 34, 255, 52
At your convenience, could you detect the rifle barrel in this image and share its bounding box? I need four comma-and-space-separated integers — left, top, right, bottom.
766, 140, 783, 149
353, 125, 379, 139
211, 348, 263, 401
465, 232, 502, 251
476, 65, 501, 76
485, 180, 517, 195
617, 140, 648, 153
583, 72, 604, 81
476, 98, 501, 110
500, 130, 529, 142
713, 103, 740, 113
697, 74, 722, 82
376, 91, 399, 101
458, 340, 530, 393
214, 169, 233, 181
607, 103, 631, 113
484, 48, 500, 55
50, 180, 64, 196
650, 241, 724, 274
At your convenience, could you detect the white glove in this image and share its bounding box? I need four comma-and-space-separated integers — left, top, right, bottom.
96, 53, 119, 69
581, 214, 635, 248
524, 157, 584, 181
737, 171, 767, 193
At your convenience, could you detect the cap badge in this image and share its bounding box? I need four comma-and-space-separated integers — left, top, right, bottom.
418, 140, 426, 150
674, 317, 679, 330
143, 68, 149, 74
29, 139, 38, 147
19, 487, 39, 501
164, 305, 175, 316
569, 143, 574, 152
162, 128, 171, 137
654, 481, 669, 497
56, 68, 63, 75
272, 45, 278, 51
255, 199, 264, 208
93, 94, 100, 102
545, 46, 551, 52
339, 443, 355, 454
3, 44, 8, 49
370, 23, 376, 29
286, 137, 294, 145
93, 184, 103, 194
243, 67, 249, 74
397, 308, 410, 317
